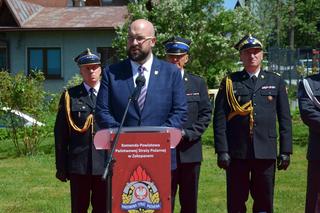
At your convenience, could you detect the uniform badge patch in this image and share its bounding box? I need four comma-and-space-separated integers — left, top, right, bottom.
186, 92, 200, 96
262, 86, 276, 89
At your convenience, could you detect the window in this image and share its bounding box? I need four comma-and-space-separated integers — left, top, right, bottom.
28, 48, 61, 79
101, 0, 113, 4
0, 40, 9, 71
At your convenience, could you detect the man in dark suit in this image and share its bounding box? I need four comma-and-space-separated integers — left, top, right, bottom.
163, 36, 212, 213
213, 35, 292, 213
298, 75, 320, 213
95, 19, 187, 169
54, 49, 108, 213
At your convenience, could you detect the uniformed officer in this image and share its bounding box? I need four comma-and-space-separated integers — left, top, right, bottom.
164, 36, 212, 213
213, 35, 292, 213
54, 48, 108, 213
298, 75, 320, 212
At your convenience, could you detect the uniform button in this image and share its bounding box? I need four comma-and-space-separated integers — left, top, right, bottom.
253, 94, 256, 97
254, 113, 257, 115
254, 103, 256, 106
254, 123, 257, 126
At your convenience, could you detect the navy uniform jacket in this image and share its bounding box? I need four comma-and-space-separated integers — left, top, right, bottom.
298, 74, 320, 160
95, 57, 187, 129
178, 73, 212, 163
54, 84, 107, 176
214, 70, 292, 159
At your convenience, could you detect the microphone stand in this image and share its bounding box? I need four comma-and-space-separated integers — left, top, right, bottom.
102, 76, 145, 213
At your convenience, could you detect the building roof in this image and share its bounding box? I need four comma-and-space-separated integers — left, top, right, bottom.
5, 0, 43, 26
23, 6, 128, 29
0, 0, 128, 31
23, 0, 69, 7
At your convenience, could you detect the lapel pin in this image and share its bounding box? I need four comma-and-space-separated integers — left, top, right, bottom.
184, 77, 188, 81
261, 75, 264, 79
154, 70, 159, 75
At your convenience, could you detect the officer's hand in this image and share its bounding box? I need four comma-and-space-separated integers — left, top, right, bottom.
56, 171, 68, 182
277, 154, 290, 170
181, 129, 189, 141
217, 152, 231, 169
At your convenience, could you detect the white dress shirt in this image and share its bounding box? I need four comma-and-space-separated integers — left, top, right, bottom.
130, 54, 153, 88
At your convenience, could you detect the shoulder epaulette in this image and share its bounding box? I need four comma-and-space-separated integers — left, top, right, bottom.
265, 70, 281, 77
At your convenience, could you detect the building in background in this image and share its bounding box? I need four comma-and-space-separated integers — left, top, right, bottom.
0, 0, 128, 92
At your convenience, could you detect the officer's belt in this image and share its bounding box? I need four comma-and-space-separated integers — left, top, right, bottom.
64, 90, 93, 133
303, 79, 320, 109
226, 77, 254, 135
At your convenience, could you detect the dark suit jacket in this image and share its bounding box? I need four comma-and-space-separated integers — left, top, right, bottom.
54, 83, 107, 176
95, 57, 187, 129
298, 74, 320, 160
214, 70, 292, 159
177, 73, 212, 163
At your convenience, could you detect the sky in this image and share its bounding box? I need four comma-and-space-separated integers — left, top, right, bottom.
223, 0, 238, 10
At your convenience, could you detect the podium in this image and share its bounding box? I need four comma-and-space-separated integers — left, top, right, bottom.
94, 127, 181, 213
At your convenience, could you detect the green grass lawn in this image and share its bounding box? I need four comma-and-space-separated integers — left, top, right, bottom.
0, 137, 308, 213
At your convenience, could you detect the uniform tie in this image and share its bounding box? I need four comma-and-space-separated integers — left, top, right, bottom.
89, 87, 97, 106
251, 75, 257, 87
137, 66, 147, 111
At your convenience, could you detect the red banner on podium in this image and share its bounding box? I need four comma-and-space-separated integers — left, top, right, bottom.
112, 132, 170, 213
94, 127, 181, 213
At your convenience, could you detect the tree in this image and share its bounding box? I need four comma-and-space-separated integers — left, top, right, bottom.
112, 0, 264, 87
292, 0, 320, 48
250, 0, 320, 49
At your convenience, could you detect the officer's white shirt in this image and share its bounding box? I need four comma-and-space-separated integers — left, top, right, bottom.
247, 69, 261, 78
83, 82, 100, 95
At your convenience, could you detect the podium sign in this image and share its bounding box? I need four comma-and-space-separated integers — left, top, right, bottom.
112, 132, 171, 213
94, 127, 182, 213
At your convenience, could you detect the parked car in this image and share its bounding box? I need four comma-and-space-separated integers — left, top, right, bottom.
298, 59, 319, 74
0, 107, 45, 128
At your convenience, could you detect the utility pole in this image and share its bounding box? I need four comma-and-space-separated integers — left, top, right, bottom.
289, 0, 295, 50
245, 0, 251, 9
276, 0, 281, 47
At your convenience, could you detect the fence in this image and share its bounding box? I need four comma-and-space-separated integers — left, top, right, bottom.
266, 47, 320, 86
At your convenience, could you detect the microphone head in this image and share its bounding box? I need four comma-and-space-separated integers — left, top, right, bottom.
135, 75, 146, 87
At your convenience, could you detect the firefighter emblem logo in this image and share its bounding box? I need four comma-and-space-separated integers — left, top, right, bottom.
121, 166, 161, 212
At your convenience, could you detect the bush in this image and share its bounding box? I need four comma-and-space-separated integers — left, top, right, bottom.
0, 70, 48, 156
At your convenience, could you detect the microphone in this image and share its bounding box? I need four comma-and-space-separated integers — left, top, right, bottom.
103, 75, 145, 180
131, 75, 146, 101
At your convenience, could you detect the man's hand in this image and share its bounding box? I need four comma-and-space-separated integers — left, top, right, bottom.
277, 154, 290, 170
181, 129, 189, 141
217, 152, 231, 169
56, 171, 68, 182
